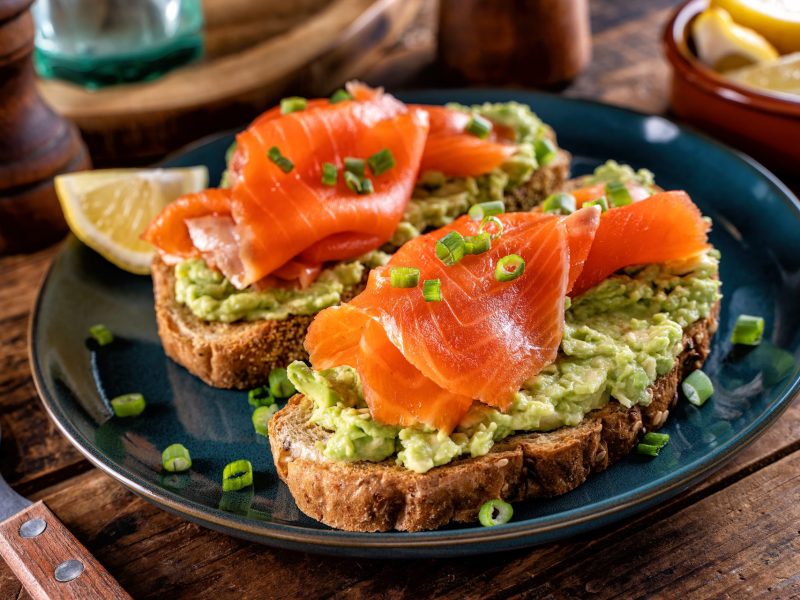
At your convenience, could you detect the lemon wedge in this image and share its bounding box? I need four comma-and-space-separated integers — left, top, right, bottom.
711, 0, 800, 54
55, 167, 208, 274
727, 51, 800, 95
693, 7, 780, 72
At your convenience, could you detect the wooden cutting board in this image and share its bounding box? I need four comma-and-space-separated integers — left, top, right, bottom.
36, 0, 432, 165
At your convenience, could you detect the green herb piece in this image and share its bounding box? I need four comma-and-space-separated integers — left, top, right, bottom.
390, 267, 420, 288
267, 146, 294, 173
435, 231, 466, 266
636, 443, 662, 457
422, 279, 442, 302
367, 148, 396, 176
478, 499, 513, 527
468, 200, 505, 221
534, 138, 557, 165
248, 386, 275, 408
541, 192, 576, 215
321, 162, 338, 187
464, 232, 491, 255
495, 254, 525, 282
252, 405, 278, 436
89, 324, 113, 346
280, 96, 307, 114
222, 459, 254, 492
465, 114, 492, 139
162, 443, 192, 473
731, 314, 765, 346
480, 215, 504, 240
682, 370, 714, 407
329, 89, 352, 103
110, 393, 146, 418
606, 181, 633, 207
583, 196, 609, 212
642, 432, 670, 447
344, 157, 366, 177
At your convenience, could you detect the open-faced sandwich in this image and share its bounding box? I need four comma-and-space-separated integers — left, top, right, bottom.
268, 176, 722, 532
142, 83, 570, 388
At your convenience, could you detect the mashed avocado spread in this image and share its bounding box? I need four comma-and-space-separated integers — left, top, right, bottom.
286, 250, 722, 474
183, 102, 552, 323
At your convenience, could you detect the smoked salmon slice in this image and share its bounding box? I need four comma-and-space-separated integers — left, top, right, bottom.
570, 191, 710, 296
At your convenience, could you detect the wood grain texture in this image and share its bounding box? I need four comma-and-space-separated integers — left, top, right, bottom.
0, 501, 130, 600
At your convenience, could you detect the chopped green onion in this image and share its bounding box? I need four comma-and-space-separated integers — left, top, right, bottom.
280, 96, 307, 114
480, 215, 504, 240
731, 314, 765, 346
422, 279, 442, 302
465, 114, 492, 139
110, 393, 145, 417
541, 192, 576, 215
367, 148, 396, 176
435, 231, 466, 266
222, 459, 253, 492
269, 367, 296, 399
464, 232, 491, 255
89, 324, 113, 346
468, 200, 505, 221
606, 181, 633, 207
636, 443, 661, 457
642, 432, 670, 447
162, 443, 192, 472
478, 499, 513, 527
534, 138, 557, 166
495, 254, 525, 282
344, 157, 366, 177
344, 170, 362, 193
682, 369, 714, 407
248, 386, 275, 408
252, 405, 278, 436
583, 196, 609, 212
321, 162, 338, 187
359, 177, 374, 195
390, 267, 420, 288
267, 146, 294, 173
329, 88, 352, 103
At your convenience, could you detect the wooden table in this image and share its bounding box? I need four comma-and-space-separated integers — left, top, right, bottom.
2, 2, 799, 597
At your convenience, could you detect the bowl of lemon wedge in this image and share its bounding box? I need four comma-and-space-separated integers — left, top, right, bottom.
664, 0, 800, 173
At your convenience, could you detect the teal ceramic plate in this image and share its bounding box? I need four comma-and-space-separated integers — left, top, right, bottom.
30, 91, 800, 558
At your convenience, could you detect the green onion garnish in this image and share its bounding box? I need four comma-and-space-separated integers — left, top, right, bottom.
162, 443, 192, 472
269, 367, 296, 399
222, 459, 253, 492
478, 499, 513, 527
329, 89, 352, 104
480, 215, 504, 240
390, 267, 420, 288
495, 254, 525, 282
248, 386, 275, 408
344, 157, 365, 177
110, 393, 145, 417
367, 148, 396, 177
583, 196, 609, 212
731, 314, 765, 346
252, 405, 278, 437
606, 181, 633, 207
89, 324, 113, 346
534, 138, 557, 166
642, 432, 670, 447
468, 200, 505, 221
280, 96, 307, 114
422, 279, 442, 302
464, 232, 491, 255
321, 162, 338, 187
636, 443, 662, 457
682, 369, 714, 406
465, 114, 492, 139
344, 170, 362, 193
360, 177, 374, 195
541, 192, 576, 215
435, 231, 466, 266
267, 146, 294, 173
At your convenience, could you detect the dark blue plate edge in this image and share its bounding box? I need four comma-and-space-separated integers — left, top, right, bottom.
26, 90, 800, 556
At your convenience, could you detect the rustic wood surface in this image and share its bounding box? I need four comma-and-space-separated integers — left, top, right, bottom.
2, 0, 799, 598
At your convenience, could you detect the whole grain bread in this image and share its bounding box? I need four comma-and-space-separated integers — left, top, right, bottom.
267, 302, 719, 532
152, 156, 571, 389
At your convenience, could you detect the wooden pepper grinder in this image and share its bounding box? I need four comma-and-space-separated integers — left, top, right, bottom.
0, 0, 90, 254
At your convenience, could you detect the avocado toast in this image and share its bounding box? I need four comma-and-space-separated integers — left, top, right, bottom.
268, 184, 722, 532
145, 84, 570, 388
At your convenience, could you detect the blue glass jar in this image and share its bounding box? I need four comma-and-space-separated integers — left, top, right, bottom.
32, 0, 204, 88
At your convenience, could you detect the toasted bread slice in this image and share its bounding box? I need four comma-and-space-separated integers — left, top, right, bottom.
267, 302, 719, 532
152, 155, 571, 389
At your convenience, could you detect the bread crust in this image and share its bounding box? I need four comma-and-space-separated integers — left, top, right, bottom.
152, 157, 571, 389
268, 302, 720, 532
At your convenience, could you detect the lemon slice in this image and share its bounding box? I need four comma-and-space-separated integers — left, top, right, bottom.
711, 0, 800, 54
55, 167, 208, 274
693, 7, 779, 72
728, 51, 800, 95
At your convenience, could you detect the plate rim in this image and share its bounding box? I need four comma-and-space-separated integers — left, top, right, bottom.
28, 89, 800, 552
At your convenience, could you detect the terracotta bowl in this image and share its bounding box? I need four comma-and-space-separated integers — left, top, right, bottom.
663, 0, 800, 174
